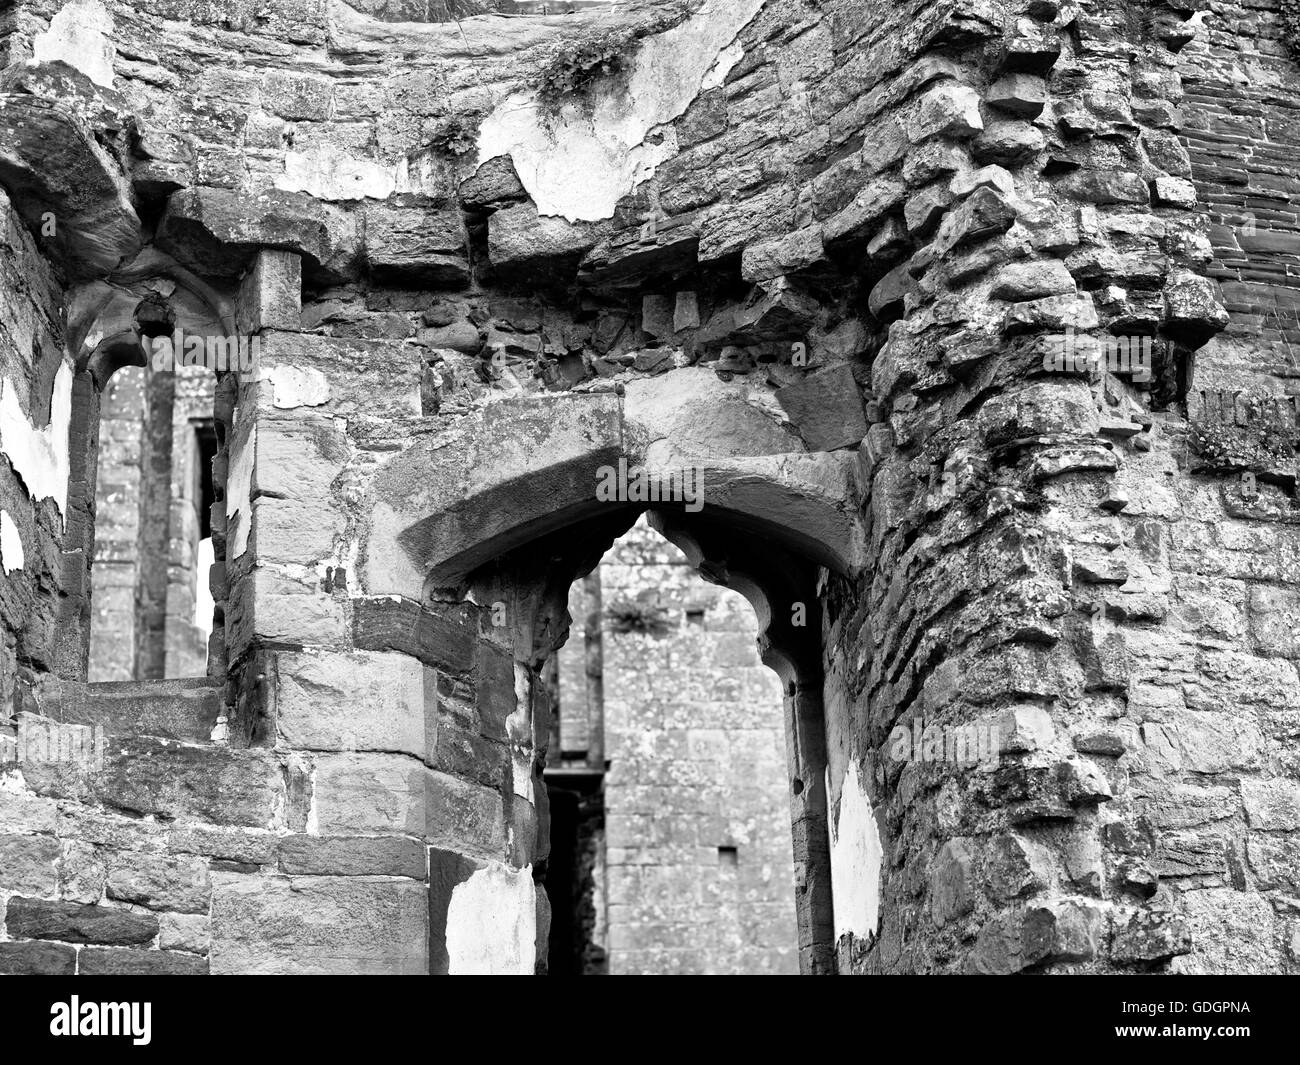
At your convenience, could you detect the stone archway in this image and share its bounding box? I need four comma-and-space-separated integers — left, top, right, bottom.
66, 249, 241, 683
359, 375, 867, 974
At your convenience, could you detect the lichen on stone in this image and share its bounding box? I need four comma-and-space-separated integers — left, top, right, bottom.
1188, 400, 1298, 477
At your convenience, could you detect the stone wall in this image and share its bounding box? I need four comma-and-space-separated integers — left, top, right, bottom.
0, 177, 83, 696
87, 367, 146, 682
0, 0, 1297, 975
161, 368, 216, 679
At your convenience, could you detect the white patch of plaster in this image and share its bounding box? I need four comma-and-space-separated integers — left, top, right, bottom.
275, 147, 397, 202
0, 511, 24, 574
0, 362, 74, 522
33, 0, 116, 88
476, 0, 765, 221
509, 662, 534, 803
263, 365, 331, 409
226, 423, 255, 560
322, 536, 363, 598
703, 38, 745, 89
394, 150, 454, 198
827, 759, 883, 943
446, 862, 537, 975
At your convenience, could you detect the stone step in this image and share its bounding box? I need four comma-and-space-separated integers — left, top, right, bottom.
24, 677, 223, 744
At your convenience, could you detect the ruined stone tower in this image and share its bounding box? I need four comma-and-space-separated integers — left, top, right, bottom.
1, 0, 1298, 975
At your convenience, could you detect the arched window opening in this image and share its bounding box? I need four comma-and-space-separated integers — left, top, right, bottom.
544, 517, 799, 975
69, 263, 238, 685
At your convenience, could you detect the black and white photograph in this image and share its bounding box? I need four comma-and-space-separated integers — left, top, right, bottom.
0, 0, 1295, 1040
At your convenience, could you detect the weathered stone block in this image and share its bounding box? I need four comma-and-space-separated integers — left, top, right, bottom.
352, 599, 478, 675
0, 940, 76, 974
989, 260, 1075, 302
487, 202, 604, 279
741, 227, 827, 281
79, 948, 209, 975
105, 852, 211, 914
1111, 910, 1192, 963
260, 71, 332, 121
934, 185, 1018, 252
313, 753, 428, 835
1141, 710, 1263, 774
1246, 835, 1300, 891
5, 897, 158, 944
158, 912, 211, 955
251, 332, 420, 418
1162, 269, 1229, 345
774, 365, 868, 451
157, 186, 358, 280
168, 826, 277, 866
987, 73, 1047, 117
1171, 889, 1280, 974
973, 120, 1045, 166
1058, 171, 1150, 205
1247, 585, 1300, 657
278, 834, 426, 878
365, 204, 468, 286
21, 739, 281, 828
274, 650, 429, 757
0, 832, 60, 895
210, 876, 427, 974
968, 899, 1103, 973
0, 792, 58, 833
1241, 778, 1300, 830
27, 677, 221, 743
236, 249, 302, 334
425, 770, 506, 860
912, 83, 983, 140
226, 567, 348, 659
984, 833, 1050, 900
823, 177, 905, 251
929, 838, 975, 927
0, 93, 141, 279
